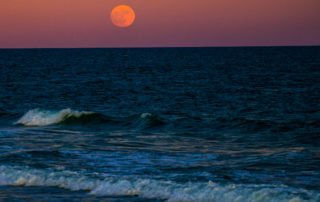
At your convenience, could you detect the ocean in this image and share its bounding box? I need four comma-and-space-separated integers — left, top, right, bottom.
0, 47, 319, 201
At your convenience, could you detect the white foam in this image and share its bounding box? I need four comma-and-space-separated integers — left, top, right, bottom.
140, 113, 152, 119
0, 165, 318, 202
14, 108, 93, 126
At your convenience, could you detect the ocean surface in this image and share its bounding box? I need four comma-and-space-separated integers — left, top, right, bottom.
0, 47, 319, 201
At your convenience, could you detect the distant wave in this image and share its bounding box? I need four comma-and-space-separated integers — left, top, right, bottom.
14, 109, 165, 128
138, 112, 166, 127
0, 165, 318, 202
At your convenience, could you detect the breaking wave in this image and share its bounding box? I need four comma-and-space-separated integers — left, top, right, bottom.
14, 108, 109, 126
14, 109, 165, 128
0, 165, 318, 202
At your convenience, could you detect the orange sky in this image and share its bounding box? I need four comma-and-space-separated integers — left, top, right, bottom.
0, 0, 319, 48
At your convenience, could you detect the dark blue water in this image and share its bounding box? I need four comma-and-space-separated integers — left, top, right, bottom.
0, 47, 319, 201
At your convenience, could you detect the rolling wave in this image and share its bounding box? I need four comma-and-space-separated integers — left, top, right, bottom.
14, 109, 165, 128
14, 109, 108, 126
0, 165, 318, 202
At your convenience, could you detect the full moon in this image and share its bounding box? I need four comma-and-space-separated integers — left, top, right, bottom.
110, 5, 135, 28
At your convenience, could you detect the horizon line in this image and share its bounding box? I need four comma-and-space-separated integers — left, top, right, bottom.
0, 44, 319, 50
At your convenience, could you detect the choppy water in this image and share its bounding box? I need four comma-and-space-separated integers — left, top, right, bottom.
0, 47, 319, 201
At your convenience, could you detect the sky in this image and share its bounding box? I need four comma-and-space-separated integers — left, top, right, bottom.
0, 0, 319, 48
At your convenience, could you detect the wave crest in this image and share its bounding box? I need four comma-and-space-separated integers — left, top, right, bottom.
14, 109, 166, 128
14, 108, 108, 126
139, 113, 166, 127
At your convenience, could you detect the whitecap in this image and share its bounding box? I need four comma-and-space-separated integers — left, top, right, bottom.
0, 165, 318, 202
14, 108, 94, 126
140, 113, 153, 119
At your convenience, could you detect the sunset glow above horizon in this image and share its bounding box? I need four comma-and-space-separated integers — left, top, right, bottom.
0, 0, 319, 48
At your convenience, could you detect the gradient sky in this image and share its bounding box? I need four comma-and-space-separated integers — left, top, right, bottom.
0, 0, 319, 48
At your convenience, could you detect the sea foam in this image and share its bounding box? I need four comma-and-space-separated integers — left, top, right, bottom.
0, 165, 318, 202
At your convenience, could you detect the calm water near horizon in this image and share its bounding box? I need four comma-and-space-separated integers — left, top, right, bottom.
0, 47, 319, 201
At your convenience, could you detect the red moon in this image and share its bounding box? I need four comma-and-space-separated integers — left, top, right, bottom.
110, 5, 135, 28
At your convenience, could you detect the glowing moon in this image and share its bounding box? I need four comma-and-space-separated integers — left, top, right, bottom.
110, 5, 135, 28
